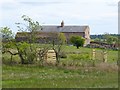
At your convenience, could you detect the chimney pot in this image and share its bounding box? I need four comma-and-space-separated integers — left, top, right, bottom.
61, 20, 64, 27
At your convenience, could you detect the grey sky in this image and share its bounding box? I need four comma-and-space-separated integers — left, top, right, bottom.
0, 0, 119, 34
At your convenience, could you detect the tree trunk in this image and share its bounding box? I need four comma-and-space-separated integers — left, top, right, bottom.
77, 45, 79, 49
16, 46, 25, 64
10, 55, 13, 64
19, 53, 25, 64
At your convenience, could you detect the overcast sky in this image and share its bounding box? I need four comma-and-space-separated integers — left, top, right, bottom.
0, 0, 119, 34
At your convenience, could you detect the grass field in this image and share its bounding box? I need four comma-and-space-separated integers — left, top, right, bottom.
2, 46, 118, 88
2, 45, 118, 64
2, 64, 118, 88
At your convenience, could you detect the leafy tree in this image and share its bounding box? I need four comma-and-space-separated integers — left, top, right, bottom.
15, 15, 66, 64
52, 33, 66, 63
103, 33, 118, 44
94, 38, 101, 42
16, 15, 42, 43
107, 36, 113, 44
15, 15, 42, 64
112, 36, 118, 44
0, 27, 17, 64
15, 42, 38, 64
0, 27, 14, 41
58, 33, 66, 44
70, 36, 85, 49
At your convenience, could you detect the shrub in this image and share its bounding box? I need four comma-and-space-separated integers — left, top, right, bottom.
70, 36, 85, 49
59, 52, 67, 58
2, 53, 20, 65
70, 53, 90, 61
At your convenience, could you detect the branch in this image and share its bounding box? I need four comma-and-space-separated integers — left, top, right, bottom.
3, 50, 18, 55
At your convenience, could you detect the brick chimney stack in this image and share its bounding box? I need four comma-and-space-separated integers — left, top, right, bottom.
61, 20, 64, 27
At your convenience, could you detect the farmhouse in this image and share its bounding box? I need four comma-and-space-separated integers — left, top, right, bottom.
15, 21, 90, 46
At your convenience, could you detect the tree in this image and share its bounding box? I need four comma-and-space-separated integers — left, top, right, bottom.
70, 36, 85, 49
16, 15, 42, 43
15, 15, 66, 64
103, 33, 118, 44
15, 15, 42, 64
1, 27, 18, 64
94, 38, 101, 42
0, 27, 14, 41
52, 33, 66, 63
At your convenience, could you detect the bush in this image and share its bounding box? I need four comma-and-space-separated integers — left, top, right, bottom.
60, 52, 67, 58
70, 36, 85, 49
70, 53, 90, 61
2, 53, 20, 65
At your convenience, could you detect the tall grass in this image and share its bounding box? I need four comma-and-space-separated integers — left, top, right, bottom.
2, 65, 118, 88
2, 45, 118, 88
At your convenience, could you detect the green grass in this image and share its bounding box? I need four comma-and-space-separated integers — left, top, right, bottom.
2, 45, 118, 88
0, 66, 2, 89
2, 45, 118, 64
60, 46, 118, 64
2, 65, 118, 88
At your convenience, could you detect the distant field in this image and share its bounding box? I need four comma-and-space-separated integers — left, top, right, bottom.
2, 46, 118, 88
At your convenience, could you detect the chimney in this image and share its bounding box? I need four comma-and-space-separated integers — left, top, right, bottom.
61, 20, 64, 27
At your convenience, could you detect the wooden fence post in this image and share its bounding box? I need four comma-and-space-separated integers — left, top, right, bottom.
92, 49, 96, 66
103, 51, 107, 62
92, 49, 96, 60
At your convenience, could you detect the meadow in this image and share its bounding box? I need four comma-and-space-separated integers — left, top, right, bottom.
2, 45, 118, 88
